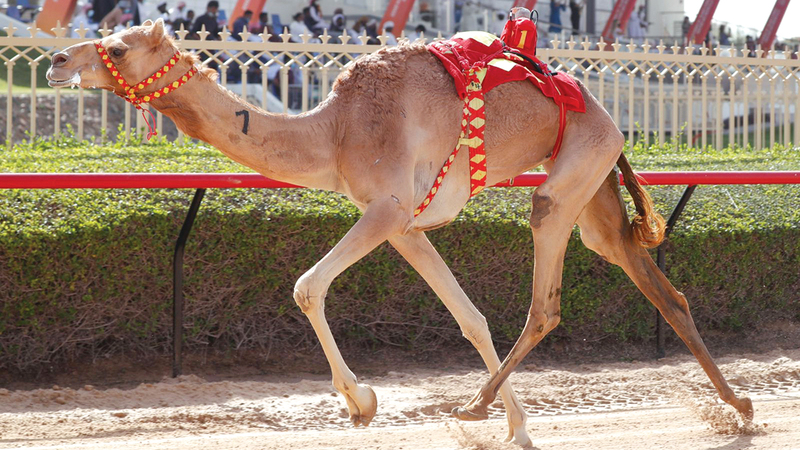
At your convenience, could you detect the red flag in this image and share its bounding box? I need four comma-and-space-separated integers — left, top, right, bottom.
758, 0, 791, 51
36, 0, 78, 35
686, 0, 721, 45
228, 0, 268, 30
600, 0, 636, 45
380, 0, 416, 33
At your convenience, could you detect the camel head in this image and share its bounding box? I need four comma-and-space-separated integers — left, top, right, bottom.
47, 19, 178, 94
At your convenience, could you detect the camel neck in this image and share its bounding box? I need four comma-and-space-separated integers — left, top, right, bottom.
151, 69, 340, 191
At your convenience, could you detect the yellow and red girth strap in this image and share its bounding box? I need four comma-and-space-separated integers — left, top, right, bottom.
94, 42, 198, 139
414, 69, 487, 217
416, 33, 575, 217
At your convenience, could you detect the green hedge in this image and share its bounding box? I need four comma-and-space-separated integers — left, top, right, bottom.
0, 138, 798, 371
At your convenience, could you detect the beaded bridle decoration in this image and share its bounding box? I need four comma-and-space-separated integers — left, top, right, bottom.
94, 41, 198, 139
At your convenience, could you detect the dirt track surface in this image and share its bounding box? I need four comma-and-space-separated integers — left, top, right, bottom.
1, 348, 799, 450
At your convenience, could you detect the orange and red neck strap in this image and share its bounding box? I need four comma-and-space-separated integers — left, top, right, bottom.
94, 41, 198, 139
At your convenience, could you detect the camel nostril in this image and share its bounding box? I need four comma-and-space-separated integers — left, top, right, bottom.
52, 52, 69, 67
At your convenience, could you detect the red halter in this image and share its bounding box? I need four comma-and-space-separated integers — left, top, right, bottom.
94, 41, 198, 140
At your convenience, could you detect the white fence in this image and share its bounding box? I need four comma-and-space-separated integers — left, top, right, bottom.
2, 24, 800, 150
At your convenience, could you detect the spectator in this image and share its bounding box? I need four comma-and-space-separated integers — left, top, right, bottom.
569, 0, 583, 36
351, 16, 372, 43
745, 35, 756, 56
408, 24, 426, 42
548, 0, 566, 34
704, 30, 713, 49
718, 24, 731, 46
682, 16, 691, 44
232, 9, 253, 40
454, 0, 464, 31
350, 16, 379, 44
250, 12, 269, 34
98, 1, 134, 31
176, 9, 194, 31
365, 18, 379, 38
92, 0, 118, 26
636, 5, 649, 37
151, 2, 170, 24
638, 6, 649, 29
611, 19, 623, 40
71, 3, 97, 37
289, 11, 312, 42
133, 0, 146, 26
330, 8, 346, 33
346, 16, 366, 43
190, 0, 221, 39
169, 1, 187, 22
330, 8, 353, 42
305, 0, 328, 36
627, 6, 645, 45
382, 21, 397, 45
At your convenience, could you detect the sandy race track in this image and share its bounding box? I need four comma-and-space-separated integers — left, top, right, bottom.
1, 347, 799, 450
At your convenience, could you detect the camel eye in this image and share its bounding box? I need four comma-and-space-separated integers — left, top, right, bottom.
110, 48, 124, 58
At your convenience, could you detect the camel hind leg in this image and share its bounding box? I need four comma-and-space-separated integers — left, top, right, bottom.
576, 166, 754, 420
454, 131, 623, 421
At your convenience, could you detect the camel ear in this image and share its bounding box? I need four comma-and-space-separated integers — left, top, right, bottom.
151, 18, 166, 37
142, 19, 154, 27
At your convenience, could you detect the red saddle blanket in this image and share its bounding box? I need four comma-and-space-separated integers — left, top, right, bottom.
413, 31, 586, 218
427, 31, 585, 113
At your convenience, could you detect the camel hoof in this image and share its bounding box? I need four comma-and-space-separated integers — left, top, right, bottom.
737, 397, 754, 421
505, 431, 533, 448
350, 415, 370, 427
348, 384, 377, 427
452, 405, 488, 421
505, 427, 533, 448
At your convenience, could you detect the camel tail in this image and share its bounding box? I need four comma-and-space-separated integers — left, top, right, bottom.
617, 152, 665, 248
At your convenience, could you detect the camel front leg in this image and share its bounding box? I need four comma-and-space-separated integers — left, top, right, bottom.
293, 198, 411, 427
389, 231, 531, 447
453, 190, 576, 421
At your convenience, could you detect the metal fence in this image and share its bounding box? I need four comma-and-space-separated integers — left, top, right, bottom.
3, 23, 800, 150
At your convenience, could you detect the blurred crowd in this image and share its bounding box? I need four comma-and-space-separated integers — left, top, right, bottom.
70, 0, 428, 44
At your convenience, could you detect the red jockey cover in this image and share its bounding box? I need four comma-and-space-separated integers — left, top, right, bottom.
427, 31, 585, 113
501, 18, 538, 57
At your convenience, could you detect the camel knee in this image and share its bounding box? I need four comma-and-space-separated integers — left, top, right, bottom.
522, 311, 560, 345
293, 268, 329, 314
458, 311, 491, 347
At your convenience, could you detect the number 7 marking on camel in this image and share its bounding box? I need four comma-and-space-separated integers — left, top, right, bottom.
236, 110, 250, 135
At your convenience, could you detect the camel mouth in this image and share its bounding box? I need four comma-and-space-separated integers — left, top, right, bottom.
46, 73, 82, 88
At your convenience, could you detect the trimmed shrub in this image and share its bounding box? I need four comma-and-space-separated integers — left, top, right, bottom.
0, 139, 798, 371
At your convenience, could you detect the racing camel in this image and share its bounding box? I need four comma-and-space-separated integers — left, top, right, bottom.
47, 19, 753, 447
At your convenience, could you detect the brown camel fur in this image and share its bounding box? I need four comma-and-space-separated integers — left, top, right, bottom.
47, 20, 753, 446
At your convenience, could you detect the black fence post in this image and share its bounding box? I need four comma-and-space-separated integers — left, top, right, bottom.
173, 188, 206, 378
655, 184, 697, 359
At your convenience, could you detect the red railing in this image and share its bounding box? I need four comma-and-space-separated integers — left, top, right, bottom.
0, 171, 798, 189
2, 171, 798, 375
